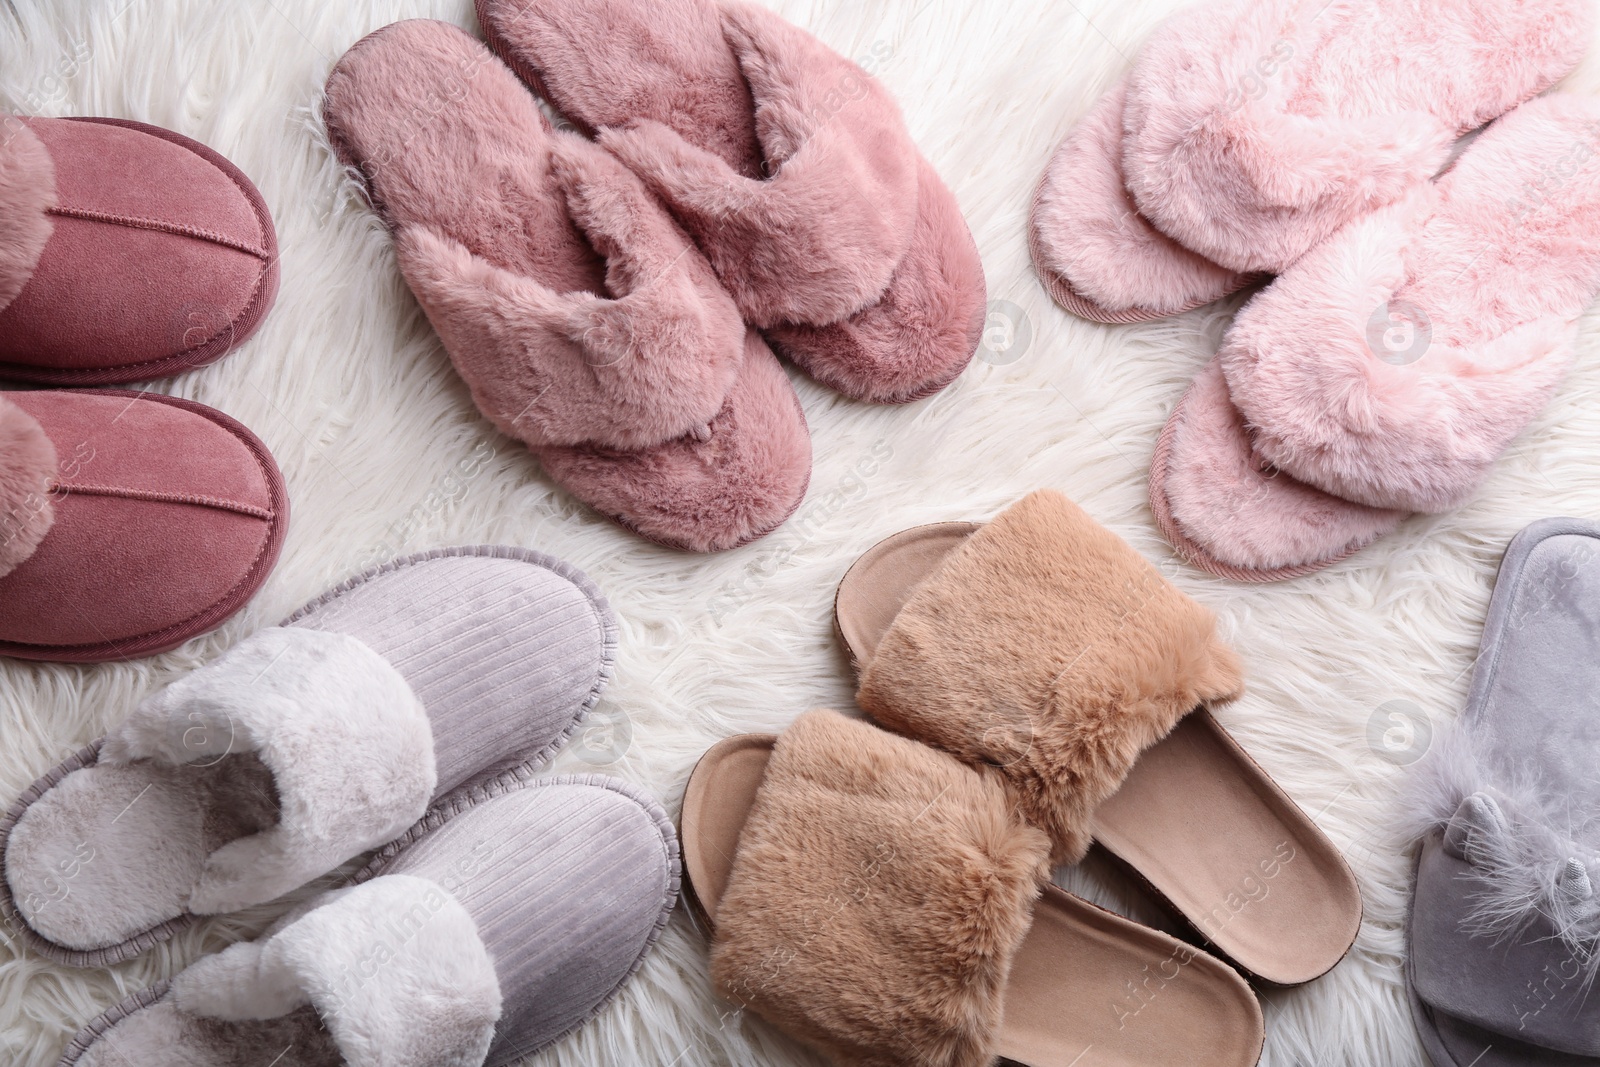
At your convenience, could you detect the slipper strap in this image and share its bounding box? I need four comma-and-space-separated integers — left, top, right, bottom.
172, 874, 502, 1067
711, 710, 1050, 1067
100, 626, 437, 914
856, 490, 1244, 864
0, 119, 57, 314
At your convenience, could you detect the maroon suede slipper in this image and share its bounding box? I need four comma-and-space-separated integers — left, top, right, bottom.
0, 390, 287, 661
0, 117, 279, 385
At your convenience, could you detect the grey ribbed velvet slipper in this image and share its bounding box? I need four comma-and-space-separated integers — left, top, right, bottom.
1, 546, 616, 968
56, 767, 680, 1067
1405, 518, 1600, 1066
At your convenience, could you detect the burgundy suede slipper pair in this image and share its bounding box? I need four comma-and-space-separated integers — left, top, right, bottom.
0, 117, 286, 661
323, 3, 985, 553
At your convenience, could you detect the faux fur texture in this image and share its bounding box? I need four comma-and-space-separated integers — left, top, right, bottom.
323, 18, 811, 552
490, 0, 919, 330
171, 875, 501, 1067
1150, 357, 1406, 578
0, 120, 55, 314
1030, 76, 1248, 319
479, 0, 986, 405
0, 395, 57, 580
710, 709, 1051, 1067
1121, 0, 1594, 273
7, 3, 1600, 1065
856, 489, 1244, 863
1220, 93, 1600, 515
325, 20, 744, 454
101, 626, 435, 915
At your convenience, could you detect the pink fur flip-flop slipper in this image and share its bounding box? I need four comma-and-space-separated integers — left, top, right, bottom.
0, 116, 278, 384
476, 0, 987, 404
0, 546, 616, 967
1031, 0, 1591, 321
323, 20, 810, 553
0, 389, 285, 662
1153, 93, 1600, 581
57, 769, 678, 1067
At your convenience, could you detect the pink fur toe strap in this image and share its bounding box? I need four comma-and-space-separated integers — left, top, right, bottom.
0, 120, 56, 316
595, 0, 919, 330
394, 137, 746, 454
856, 490, 1244, 864
0, 395, 58, 580
712, 710, 1050, 1067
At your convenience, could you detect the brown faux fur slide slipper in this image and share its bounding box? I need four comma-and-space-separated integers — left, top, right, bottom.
681, 709, 1264, 1067
833, 490, 1362, 986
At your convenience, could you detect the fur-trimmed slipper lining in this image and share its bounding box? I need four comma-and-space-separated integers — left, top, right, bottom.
0, 395, 58, 579
711, 710, 1050, 1067
1154, 94, 1600, 580
856, 490, 1243, 864
1404, 518, 1600, 1059
1120, 0, 1592, 274
477, 0, 986, 405
0, 121, 56, 315
57, 767, 681, 1067
1, 545, 617, 967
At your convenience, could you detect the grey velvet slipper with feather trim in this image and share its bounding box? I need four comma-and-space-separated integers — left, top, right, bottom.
1, 546, 616, 967
1405, 518, 1600, 1066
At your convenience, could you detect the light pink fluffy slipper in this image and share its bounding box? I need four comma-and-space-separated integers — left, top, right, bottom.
324, 20, 809, 553
1030, 76, 1259, 323
477, 0, 986, 404
1153, 94, 1600, 581
1122, 0, 1591, 275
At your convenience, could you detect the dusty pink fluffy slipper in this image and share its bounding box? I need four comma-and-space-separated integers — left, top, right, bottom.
477, 0, 986, 404
1030, 76, 1258, 323
1153, 94, 1600, 581
1121, 0, 1592, 275
0, 116, 278, 384
324, 19, 810, 552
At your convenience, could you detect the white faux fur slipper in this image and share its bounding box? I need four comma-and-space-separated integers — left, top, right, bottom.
1121, 0, 1591, 275
1, 546, 616, 967
1152, 93, 1600, 580
56, 767, 679, 1067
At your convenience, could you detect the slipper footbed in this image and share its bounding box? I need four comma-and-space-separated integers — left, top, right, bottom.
2, 547, 614, 966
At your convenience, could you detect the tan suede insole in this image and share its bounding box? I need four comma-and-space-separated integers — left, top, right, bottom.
682, 737, 1265, 1067
833, 523, 1362, 986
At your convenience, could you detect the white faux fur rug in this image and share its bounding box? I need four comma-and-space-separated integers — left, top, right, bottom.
5, 1, 1600, 1064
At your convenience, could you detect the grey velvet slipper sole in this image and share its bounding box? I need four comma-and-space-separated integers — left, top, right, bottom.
56, 766, 680, 1067
1, 546, 617, 968
1406, 518, 1600, 1065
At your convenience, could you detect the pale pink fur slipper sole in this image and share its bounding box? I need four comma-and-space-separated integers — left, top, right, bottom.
1121, 0, 1592, 275
1153, 94, 1600, 581
323, 20, 810, 552
477, 0, 987, 405
1030, 76, 1258, 323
